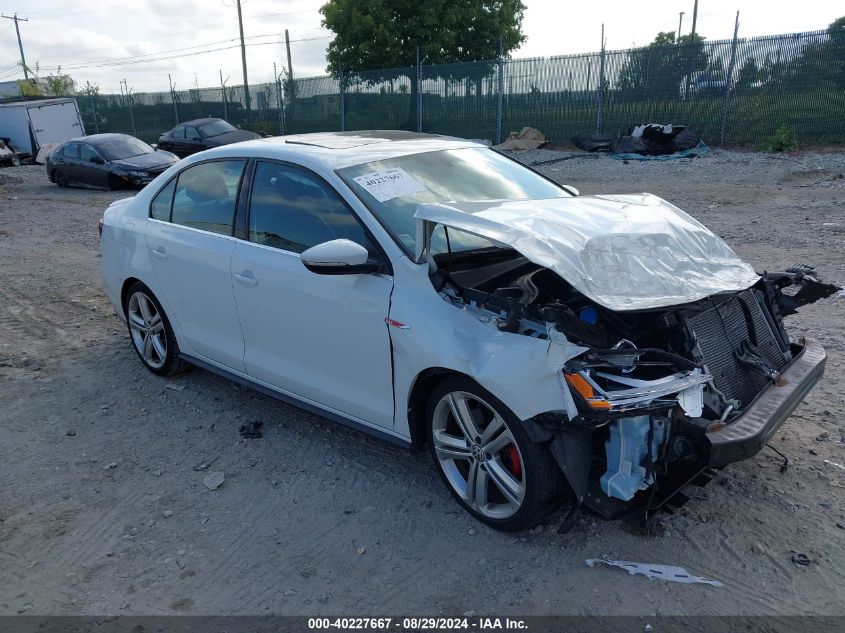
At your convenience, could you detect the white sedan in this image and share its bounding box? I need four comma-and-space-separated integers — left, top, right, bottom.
100, 131, 834, 531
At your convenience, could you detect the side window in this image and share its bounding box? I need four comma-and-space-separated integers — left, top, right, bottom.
170, 126, 185, 139
150, 178, 176, 221
248, 161, 370, 254
62, 143, 80, 159
80, 145, 99, 161
171, 160, 245, 235
185, 126, 199, 140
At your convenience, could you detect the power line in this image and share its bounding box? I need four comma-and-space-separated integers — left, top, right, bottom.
38, 37, 330, 73
38, 33, 284, 69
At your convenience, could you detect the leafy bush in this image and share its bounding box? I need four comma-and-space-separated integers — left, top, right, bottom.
763, 125, 798, 152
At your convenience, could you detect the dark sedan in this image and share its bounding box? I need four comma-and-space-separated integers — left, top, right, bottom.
156, 118, 261, 157
47, 134, 178, 190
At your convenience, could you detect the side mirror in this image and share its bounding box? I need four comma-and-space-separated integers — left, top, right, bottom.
561, 184, 579, 196
151, 144, 158, 150
90, 155, 104, 164
301, 239, 380, 275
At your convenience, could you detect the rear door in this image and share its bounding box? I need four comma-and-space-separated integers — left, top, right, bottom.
56, 142, 82, 184
230, 160, 395, 427
146, 159, 248, 371
27, 101, 84, 148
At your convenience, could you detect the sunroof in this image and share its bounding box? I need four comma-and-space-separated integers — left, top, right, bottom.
284, 130, 433, 149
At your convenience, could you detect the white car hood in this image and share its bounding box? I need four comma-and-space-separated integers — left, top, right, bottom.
414, 194, 760, 311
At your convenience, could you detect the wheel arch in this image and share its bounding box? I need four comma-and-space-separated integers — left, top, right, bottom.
120, 277, 144, 317
407, 367, 483, 449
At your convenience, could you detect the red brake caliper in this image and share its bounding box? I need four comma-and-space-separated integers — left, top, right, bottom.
504, 444, 522, 478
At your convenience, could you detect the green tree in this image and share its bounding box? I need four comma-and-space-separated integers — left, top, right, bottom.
320, 0, 526, 127
617, 32, 710, 97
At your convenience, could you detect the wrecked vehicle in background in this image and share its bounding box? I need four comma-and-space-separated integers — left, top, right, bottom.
99, 131, 840, 532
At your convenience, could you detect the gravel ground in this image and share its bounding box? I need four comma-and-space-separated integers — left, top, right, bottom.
1, 150, 844, 617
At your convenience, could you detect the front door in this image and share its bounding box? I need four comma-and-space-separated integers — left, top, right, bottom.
230, 160, 395, 427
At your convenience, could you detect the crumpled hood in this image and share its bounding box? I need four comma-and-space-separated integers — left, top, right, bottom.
414, 194, 760, 311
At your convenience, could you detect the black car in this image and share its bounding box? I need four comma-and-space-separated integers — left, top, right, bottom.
157, 118, 261, 157
46, 134, 178, 190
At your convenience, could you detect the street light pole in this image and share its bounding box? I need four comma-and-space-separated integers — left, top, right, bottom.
1, 13, 29, 79
677, 12, 685, 43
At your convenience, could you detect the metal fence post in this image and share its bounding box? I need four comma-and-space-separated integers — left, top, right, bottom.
719, 12, 740, 146
495, 35, 504, 145
339, 67, 345, 132
168, 73, 179, 124
275, 64, 284, 135
220, 70, 228, 121
416, 46, 423, 133
127, 94, 137, 137
90, 95, 99, 134
596, 24, 605, 133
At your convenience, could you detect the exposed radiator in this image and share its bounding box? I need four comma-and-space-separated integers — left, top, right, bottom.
684, 290, 790, 408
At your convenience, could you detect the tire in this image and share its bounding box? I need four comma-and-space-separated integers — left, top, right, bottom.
426, 376, 562, 531
123, 281, 189, 377
53, 169, 68, 188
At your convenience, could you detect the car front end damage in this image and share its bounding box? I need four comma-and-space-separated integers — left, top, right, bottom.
415, 195, 840, 523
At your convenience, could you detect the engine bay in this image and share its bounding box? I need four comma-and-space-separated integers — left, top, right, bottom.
430, 247, 840, 511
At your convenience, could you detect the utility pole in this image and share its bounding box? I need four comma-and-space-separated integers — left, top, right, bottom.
284, 29, 294, 84
677, 12, 685, 43
690, 0, 698, 41
235, 0, 251, 112
1, 13, 29, 79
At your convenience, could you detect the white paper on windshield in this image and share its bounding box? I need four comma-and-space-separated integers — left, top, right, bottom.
353, 168, 427, 202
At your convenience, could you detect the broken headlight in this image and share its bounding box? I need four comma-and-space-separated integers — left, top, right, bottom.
563, 347, 710, 417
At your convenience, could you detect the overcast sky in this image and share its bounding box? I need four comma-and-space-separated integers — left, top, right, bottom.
0, 0, 842, 93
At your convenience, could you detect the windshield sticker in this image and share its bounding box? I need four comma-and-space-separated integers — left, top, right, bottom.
353, 168, 427, 202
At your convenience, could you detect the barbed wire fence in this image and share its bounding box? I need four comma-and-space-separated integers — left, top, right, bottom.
6, 28, 844, 146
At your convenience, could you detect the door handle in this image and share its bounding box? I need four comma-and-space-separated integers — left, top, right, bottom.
151, 247, 167, 260
233, 272, 258, 287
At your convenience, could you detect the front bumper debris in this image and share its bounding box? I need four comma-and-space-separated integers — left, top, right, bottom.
706, 337, 826, 466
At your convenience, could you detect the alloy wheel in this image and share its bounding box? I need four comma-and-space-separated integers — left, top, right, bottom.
431, 390, 526, 520
127, 291, 167, 369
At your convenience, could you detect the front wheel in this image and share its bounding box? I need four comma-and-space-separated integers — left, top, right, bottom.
124, 282, 189, 376
426, 377, 563, 531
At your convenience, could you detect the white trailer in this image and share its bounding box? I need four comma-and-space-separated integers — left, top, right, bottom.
0, 98, 85, 156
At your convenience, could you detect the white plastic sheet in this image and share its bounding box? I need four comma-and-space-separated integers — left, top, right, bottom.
415, 194, 760, 311
586, 559, 724, 587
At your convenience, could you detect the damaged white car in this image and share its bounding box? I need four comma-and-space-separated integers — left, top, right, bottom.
100, 131, 839, 531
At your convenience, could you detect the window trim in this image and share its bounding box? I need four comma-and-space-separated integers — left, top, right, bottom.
79, 143, 104, 163
243, 158, 392, 275
147, 157, 248, 235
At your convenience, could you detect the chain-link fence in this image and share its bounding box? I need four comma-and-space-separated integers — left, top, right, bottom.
5, 28, 844, 146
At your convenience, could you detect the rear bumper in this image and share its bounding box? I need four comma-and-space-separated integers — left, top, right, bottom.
706, 337, 826, 467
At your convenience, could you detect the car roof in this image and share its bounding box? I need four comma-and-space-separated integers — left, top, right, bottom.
178, 118, 221, 126
196, 130, 484, 169
65, 133, 137, 145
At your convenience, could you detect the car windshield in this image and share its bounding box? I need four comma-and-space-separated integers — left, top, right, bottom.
198, 120, 237, 137
338, 147, 569, 254
97, 137, 153, 161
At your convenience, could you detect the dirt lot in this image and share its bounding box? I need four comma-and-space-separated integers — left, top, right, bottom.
1, 151, 844, 617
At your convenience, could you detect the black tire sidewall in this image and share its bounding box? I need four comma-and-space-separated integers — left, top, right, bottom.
426, 375, 561, 532
124, 282, 181, 377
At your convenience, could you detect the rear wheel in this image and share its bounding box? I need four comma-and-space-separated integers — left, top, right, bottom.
53, 169, 68, 188
426, 376, 562, 531
124, 282, 189, 376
